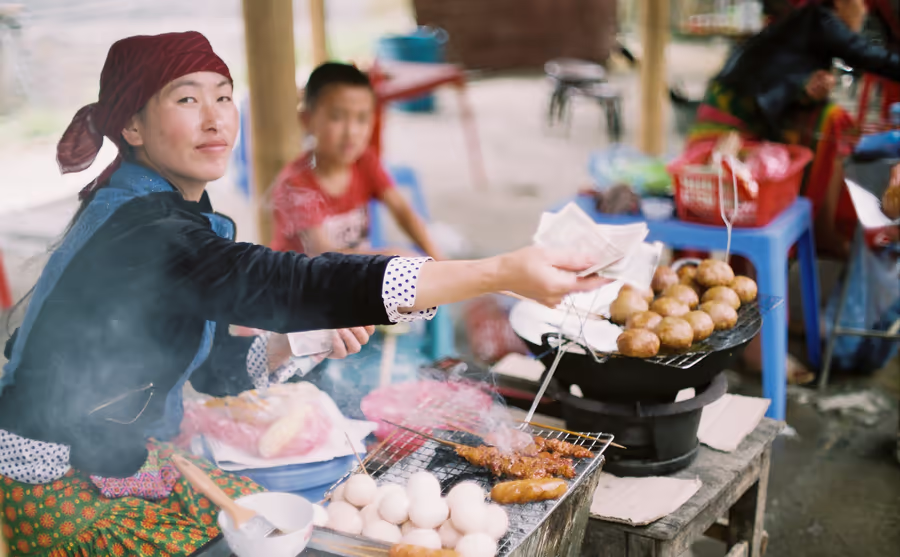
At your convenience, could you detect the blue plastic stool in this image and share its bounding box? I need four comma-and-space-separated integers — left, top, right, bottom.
564, 196, 822, 421
369, 165, 456, 361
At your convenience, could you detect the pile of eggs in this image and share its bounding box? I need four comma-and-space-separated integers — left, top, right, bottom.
318, 471, 507, 557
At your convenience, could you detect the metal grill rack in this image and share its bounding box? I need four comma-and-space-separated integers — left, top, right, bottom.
549, 295, 783, 370
321, 397, 613, 557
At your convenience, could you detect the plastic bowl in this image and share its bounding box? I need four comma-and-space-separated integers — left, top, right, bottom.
640, 197, 675, 220
218, 492, 314, 557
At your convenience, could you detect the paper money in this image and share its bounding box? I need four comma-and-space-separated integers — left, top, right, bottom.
534, 203, 661, 290
287, 330, 334, 358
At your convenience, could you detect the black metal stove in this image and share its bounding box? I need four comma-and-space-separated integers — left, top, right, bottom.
519, 297, 780, 476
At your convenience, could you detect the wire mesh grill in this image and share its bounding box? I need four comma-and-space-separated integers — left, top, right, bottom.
547, 294, 783, 370
324, 395, 612, 557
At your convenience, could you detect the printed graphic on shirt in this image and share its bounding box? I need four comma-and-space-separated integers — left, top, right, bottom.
321, 207, 369, 250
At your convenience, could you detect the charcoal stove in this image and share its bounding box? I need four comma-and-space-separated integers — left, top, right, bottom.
520, 296, 781, 476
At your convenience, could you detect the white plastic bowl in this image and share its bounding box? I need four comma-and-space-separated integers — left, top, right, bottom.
640, 197, 675, 221
218, 492, 314, 557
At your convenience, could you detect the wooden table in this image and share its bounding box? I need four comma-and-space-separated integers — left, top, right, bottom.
582, 418, 782, 557
370, 60, 487, 189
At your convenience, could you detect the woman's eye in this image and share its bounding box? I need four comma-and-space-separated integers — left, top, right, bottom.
218, 96, 233, 103
178, 97, 197, 104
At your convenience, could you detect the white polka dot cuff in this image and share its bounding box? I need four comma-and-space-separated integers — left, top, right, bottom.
382, 257, 437, 323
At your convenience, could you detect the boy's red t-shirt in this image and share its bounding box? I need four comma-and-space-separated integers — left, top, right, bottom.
270, 149, 393, 253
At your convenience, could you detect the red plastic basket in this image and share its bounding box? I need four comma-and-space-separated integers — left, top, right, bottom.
667, 143, 813, 227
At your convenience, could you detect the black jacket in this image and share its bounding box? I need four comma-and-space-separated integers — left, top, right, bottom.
716, 4, 900, 134
0, 185, 393, 477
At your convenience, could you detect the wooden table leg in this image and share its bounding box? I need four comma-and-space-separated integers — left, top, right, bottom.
455, 83, 489, 190
727, 446, 772, 557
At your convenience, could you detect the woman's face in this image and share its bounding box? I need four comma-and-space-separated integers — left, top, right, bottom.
123, 71, 237, 192
835, 0, 868, 33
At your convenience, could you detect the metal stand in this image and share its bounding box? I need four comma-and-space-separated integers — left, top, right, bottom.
818, 226, 900, 390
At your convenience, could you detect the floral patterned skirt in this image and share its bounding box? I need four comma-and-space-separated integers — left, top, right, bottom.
0, 446, 264, 556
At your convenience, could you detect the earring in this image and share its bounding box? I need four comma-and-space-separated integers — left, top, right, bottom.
304, 135, 318, 169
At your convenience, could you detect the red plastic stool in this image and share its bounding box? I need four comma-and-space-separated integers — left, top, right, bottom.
0, 251, 12, 310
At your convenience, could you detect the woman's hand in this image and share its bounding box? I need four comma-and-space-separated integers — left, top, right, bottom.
884, 164, 900, 219
326, 326, 375, 359
495, 246, 610, 307
267, 326, 375, 369
806, 70, 836, 102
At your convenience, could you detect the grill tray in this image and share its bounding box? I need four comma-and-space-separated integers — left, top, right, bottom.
525, 296, 783, 402
317, 398, 612, 557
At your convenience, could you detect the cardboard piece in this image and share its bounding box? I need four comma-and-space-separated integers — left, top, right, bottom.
697, 394, 771, 453
591, 473, 702, 526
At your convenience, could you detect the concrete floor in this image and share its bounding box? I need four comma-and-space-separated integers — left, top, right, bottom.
1, 42, 898, 557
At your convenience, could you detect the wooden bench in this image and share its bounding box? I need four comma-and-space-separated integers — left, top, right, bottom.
583, 418, 781, 557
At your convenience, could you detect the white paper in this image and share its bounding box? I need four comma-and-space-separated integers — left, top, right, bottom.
845, 179, 900, 230
591, 241, 664, 290
491, 353, 546, 382
288, 330, 334, 358
201, 389, 377, 471
698, 394, 770, 453
591, 473, 702, 526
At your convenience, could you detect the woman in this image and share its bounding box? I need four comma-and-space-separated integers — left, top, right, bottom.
690, 0, 900, 255
0, 32, 604, 556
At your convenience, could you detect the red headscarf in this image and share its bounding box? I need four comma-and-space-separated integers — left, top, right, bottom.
57, 31, 232, 200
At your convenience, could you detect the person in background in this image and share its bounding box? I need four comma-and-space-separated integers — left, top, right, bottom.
271, 62, 443, 260
0, 33, 604, 556
691, 0, 900, 257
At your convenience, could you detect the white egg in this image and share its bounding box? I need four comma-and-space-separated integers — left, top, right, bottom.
360, 503, 381, 525
400, 521, 416, 536
345, 474, 378, 508
326, 501, 363, 535
447, 482, 486, 510
439, 520, 463, 549
374, 483, 405, 505
362, 519, 402, 544
378, 491, 411, 525
312, 504, 328, 527
483, 505, 509, 540
456, 533, 498, 557
401, 528, 442, 550
450, 500, 488, 535
406, 471, 442, 501
331, 482, 346, 503
409, 496, 450, 530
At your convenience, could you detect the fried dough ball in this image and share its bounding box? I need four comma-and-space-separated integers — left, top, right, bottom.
651, 266, 679, 294
662, 284, 700, 309
654, 317, 695, 350
626, 311, 663, 331
677, 265, 698, 282
701, 286, 741, 310
620, 284, 654, 304
730, 276, 758, 304
617, 329, 661, 358
700, 301, 739, 331
683, 311, 715, 342
610, 291, 650, 325
696, 259, 735, 288
650, 297, 690, 318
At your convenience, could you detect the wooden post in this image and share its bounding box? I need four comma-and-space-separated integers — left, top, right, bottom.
242, 0, 303, 246
310, 0, 329, 65
639, 0, 670, 156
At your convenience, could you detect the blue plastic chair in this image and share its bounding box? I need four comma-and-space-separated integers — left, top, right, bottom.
562, 196, 822, 421
369, 166, 456, 361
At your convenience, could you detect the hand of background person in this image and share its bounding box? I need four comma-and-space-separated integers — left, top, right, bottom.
805, 70, 836, 102
883, 164, 900, 219
496, 246, 610, 308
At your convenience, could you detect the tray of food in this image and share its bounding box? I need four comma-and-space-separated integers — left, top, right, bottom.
309, 397, 612, 557
521, 259, 783, 402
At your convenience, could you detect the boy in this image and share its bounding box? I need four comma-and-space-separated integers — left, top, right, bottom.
271, 62, 443, 260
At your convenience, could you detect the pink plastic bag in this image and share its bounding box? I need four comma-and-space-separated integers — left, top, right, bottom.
744, 142, 792, 182
181, 384, 332, 459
